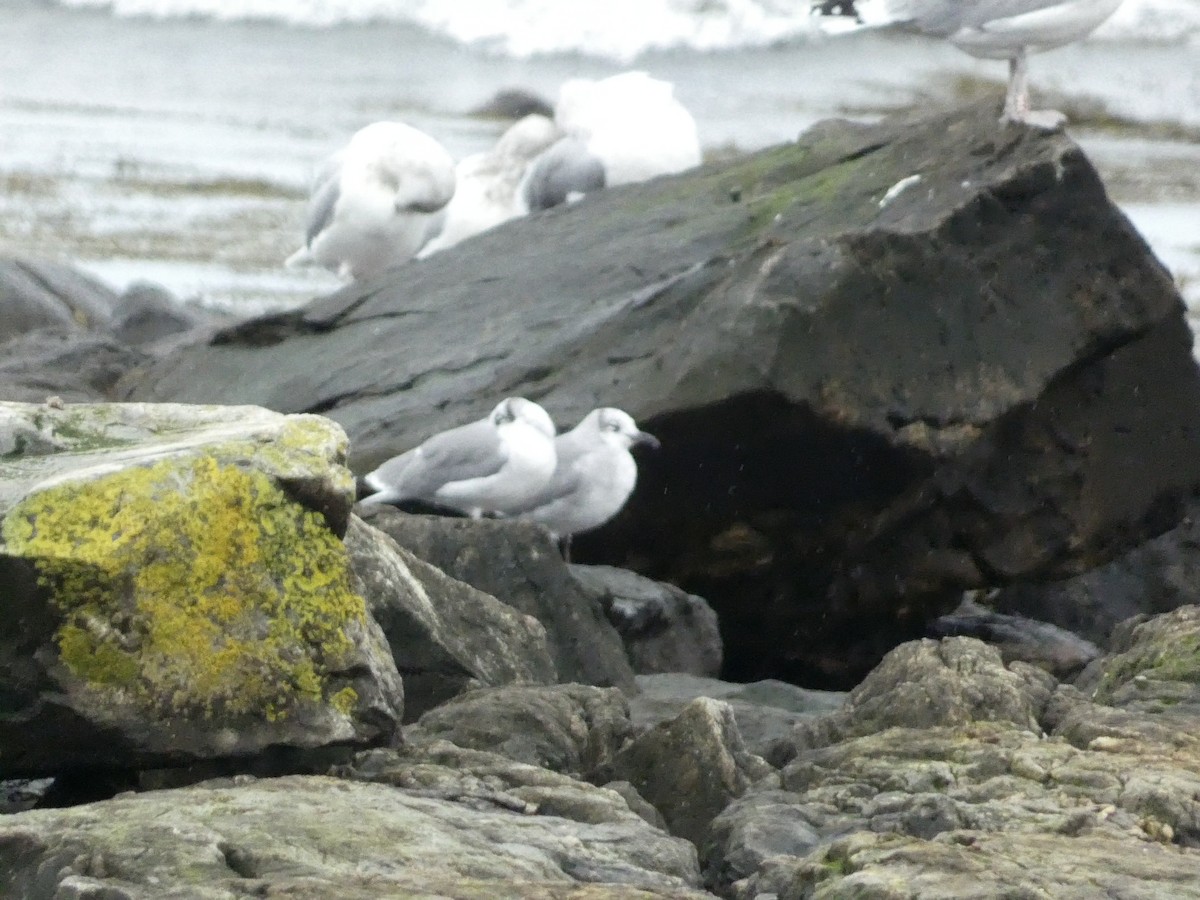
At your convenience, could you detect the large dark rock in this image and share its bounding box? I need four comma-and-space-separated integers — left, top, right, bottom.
0, 328, 152, 402
360, 507, 638, 692
121, 102, 1200, 688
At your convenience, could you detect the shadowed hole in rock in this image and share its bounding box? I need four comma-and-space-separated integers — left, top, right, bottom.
572, 390, 935, 689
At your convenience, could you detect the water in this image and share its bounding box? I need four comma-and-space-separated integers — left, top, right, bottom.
1, 0, 1198, 320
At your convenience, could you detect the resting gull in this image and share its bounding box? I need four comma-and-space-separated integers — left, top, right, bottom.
358, 397, 558, 518
418, 114, 562, 256
512, 407, 659, 558
554, 71, 702, 187
813, 0, 1125, 127
520, 136, 608, 212
286, 121, 456, 280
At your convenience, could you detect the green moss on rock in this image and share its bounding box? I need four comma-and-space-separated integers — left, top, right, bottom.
1, 454, 367, 721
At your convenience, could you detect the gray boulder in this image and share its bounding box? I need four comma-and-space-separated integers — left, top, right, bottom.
0, 402, 401, 777
0, 328, 152, 402
631, 673, 845, 759
121, 101, 1200, 688
408, 683, 633, 774
360, 507, 637, 691
346, 515, 556, 720
571, 564, 722, 677
607, 697, 772, 848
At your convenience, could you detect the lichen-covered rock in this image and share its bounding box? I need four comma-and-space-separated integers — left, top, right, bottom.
361, 507, 637, 691
0, 401, 401, 777
346, 515, 556, 720
607, 698, 772, 848
571, 565, 722, 677
408, 683, 633, 774
0, 764, 713, 898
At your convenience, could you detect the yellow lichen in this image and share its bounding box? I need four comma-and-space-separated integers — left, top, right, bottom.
1, 454, 368, 722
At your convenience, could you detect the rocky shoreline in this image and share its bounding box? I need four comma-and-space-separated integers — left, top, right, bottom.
3, 102, 1200, 897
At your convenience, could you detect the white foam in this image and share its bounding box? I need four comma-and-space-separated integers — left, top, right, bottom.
55, 0, 1200, 58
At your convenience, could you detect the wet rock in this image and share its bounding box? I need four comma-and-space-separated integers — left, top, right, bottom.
0, 756, 712, 898
470, 86, 555, 120
0, 401, 401, 778
929, 597, 1100, 678
360, 507, 637, 691
408, 683, 633, 774
346, 515, 556, 720
571, 564, 722, 677
0, 256, 116, 341
123, 102, 1200, 688
607, 698, 772, 847
631, 673, 845, 759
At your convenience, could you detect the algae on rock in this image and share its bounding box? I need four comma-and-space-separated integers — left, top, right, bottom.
0, 401, 402, 777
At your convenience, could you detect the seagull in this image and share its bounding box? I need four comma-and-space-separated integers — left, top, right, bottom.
811, 0, 1125, 127
358, 397, 558, 518
418, 114, 562, 256
286, 121, 456, 280
512, 407, 660, 559
554, 71, 702, 187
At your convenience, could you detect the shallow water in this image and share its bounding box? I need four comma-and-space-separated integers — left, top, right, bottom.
1, 1, 1198, 320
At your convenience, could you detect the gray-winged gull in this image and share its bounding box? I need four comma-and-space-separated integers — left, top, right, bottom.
418, 113, 562, 256
358, 397, 558, 517
512, 407, 659, 557
286, 121, 456, 280
813, 0, 1125, 126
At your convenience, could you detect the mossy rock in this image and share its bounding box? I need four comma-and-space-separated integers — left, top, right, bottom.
0, 401, 401, 777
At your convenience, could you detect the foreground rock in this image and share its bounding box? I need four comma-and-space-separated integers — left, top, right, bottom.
362, 508, 637, 691
0, 401, 401, 778
706, 619, 1200, 897
122, 102, 1200, 687
0, 755, 711, 898
346, 515, 556, 720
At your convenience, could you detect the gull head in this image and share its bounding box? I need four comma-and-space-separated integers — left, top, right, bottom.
589, 407, 660, 451
492, 397, 557, 440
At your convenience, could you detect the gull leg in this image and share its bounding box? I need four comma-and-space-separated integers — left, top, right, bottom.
1002, 50, 1029, 123
560, 534, 573, 563
1002, 46, 1067, 130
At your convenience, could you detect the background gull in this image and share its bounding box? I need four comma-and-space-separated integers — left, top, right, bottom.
285, 121, 456, 280
813, 0, 1126, 127
512, 407, 660, 558
418, 114, 562, 256
358, 397, 557, 518
520, 136, 608, 212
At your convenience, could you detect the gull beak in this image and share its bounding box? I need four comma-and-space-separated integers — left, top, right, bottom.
634, 430, 661, 450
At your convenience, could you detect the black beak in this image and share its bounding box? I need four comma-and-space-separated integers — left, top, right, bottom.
634, 430, 661, 450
